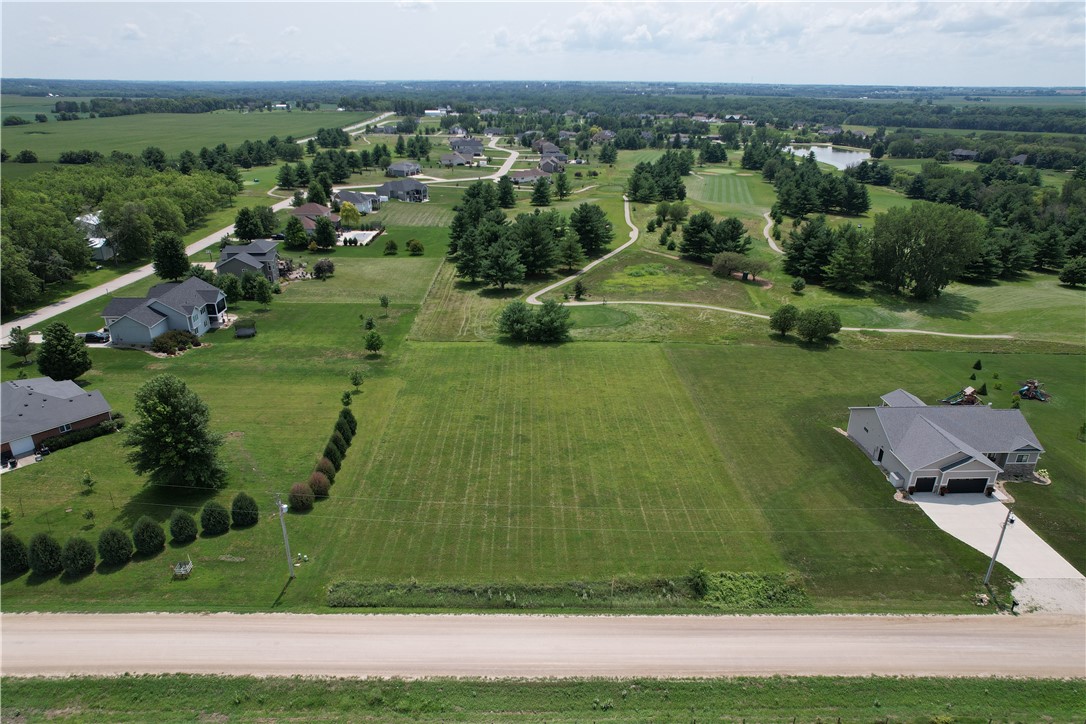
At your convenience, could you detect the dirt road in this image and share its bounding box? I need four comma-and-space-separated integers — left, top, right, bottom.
2, 613, 1082, 678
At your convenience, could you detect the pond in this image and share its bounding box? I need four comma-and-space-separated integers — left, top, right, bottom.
783, 144, 871, 171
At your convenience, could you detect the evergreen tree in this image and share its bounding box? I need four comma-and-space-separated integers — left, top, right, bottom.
313, 216, 337, 249
497, 175, 517, 208
276, 163, 297, 188
783, 215, 837, 284
151, 233, 190, 281
307, 180, 328, 206
569, 203, 614, 257
37, 321, 91, 381
680, 211, 716, 262
553, 171, 572, 199
283, 216, 309, 251
8, 326, 34, 365
511, 210, 559, 276
557, 227, 587, 272
530, 177, 552, 207
822, 224, 871, 293
482, 235, 526, 289
233, 207, 262, 241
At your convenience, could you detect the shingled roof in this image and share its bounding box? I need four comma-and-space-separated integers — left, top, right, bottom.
1, 377, 112, 444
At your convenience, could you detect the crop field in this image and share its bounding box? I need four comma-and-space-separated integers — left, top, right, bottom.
0, 108, 374, 161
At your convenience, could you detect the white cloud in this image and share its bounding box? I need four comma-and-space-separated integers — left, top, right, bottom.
120, 22, 146, 41
623, 24, 652, 45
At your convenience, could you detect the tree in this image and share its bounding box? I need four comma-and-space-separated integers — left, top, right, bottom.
141, 145, 168, 171
307, 180, 328, 206
253, 276, 274, 308
557, 231, 587, 272
497, 300, 535, 340
96, 527, 132, 566
1, 531, 30, 576
276, 163, 297, 188
569, 203, 614, 256
482, 235, 526, 289
510, 211, 559, 276
769, 304, 800, 336
530, 177, 552, 206
1, 239, 42, 315
872, 202, 986, 300
152, 233, 190, 281
573, 279, 588, 299
231, 492, 259, 527
349, 369, 364, 391
313, 216, 337, 249
105, 202, 155, 261
283, 216, 309, 251
383, 238, 398, 255
406, 239, 424, 256
37, 322, 91, 381
822, 224, 871, 293
169, 509, 197, 543
497, 175, 517, 208
554, 171, 572, 199
289, 483, 314, 511
216, 272, 243, 302
339, 201, 363, 230
81, 470, 95, 494
379, 294, 391, 314
364, 330, 385, 355
796, 308, 843, 343
200, 501, 230, 535
132, 516, 166, 555
313, 258, 335, 280
341, 391, 352, 407
1058, 256, 1086, 287
680, 211, 716, 261
124, 374, 227, 490
187, 264, 215, 284
8, 326, 34, 365
533, 299, 572, 342
791, 277, 807, 293
598, 142, 618, 164
711, 251, 747, 277
13, 149, 38, 163
61, 537, 96, 577
28, 533, 63, 576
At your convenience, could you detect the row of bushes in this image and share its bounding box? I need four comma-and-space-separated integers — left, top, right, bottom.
289, 407, 357, 511
38, 413, 126, 452
151, 330, 202, 355
0, 493, 260, 579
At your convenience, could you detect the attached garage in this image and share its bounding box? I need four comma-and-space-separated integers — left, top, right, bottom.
8, 437, 35, 457
945, 478, 990, 494
913, 477, 937, 493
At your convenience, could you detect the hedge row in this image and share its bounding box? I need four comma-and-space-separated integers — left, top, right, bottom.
39, 412, 126, 451
292, 406, 358, 511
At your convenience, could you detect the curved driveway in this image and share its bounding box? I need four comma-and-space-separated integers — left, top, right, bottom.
2, 612, 1081, 678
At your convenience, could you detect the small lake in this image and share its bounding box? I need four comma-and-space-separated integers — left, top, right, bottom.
783, 145, 871, 171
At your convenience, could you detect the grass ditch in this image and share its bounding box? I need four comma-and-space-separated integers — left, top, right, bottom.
2, 675, 1082, 722
327, 572, 809, 611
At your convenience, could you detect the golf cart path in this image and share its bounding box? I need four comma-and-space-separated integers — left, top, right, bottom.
2, 612, 1082, 678
763, 210, 784, 253
527, 198, 1014, 340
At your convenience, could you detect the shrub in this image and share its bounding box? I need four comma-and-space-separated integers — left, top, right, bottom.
711, 251, 746, 278
1, 531, 30, 576
313, 258, 335, 280
339, 407, 358, 435
151, 330, 201, 355
97, 527, 133, 566
769, 304, 799, 336
973, 359, 983, 370
791, 277, 807, 293
406, 239, 424, 256
169, 509, 197, 543
201, 501, 230, 536
341, 391, 352, 407
978, 382, 989, 396
289, 482, 315, 511
231, 492, 259, 528
323, 443, 343, 470
330, 430, 349, 456
316, 457, 337, 483
335, 417, 354, 442
61, 537, 96, 576
28, 533, 63, 575
969, 372, 976, 380
132, 516, 166, 555
383, 238, 398, 255
39, 412, 126, 451
687, 565, 710, 598
308, 472, 331, 499
796, 308, 842, 343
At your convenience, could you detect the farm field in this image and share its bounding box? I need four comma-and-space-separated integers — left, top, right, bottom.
0, 107, 374, 162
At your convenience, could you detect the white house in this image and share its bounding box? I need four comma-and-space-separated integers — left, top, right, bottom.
847, 389, 1044, 496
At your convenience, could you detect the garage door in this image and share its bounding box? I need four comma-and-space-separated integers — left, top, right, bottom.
9, 437, 35, 456
946, 478, 989, 494
914, 477, 937, 493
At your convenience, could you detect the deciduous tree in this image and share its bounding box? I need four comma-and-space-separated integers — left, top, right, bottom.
152, 233, 190, 281
37, 322, 91, 381
8, 326, 34, 365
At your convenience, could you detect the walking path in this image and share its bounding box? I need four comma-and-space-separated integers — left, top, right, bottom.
762, 210, 784, 253
526, 199, 1014, 340
2, 612, 1081, 678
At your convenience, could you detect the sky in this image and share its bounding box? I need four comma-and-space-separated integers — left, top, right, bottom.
2, 1, 1084, 87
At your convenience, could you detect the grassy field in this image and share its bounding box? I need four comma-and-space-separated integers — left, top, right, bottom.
3, 675, 1084, 722
0, 108, 374, 162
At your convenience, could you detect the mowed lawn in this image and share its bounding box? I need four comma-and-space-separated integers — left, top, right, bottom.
324, 342, 786, 581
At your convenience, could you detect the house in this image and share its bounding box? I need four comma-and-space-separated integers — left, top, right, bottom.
216, 239, 280, 282
538, 156, 565, 174
386, 160, 421, 177
820, 125, 843, 135
1009, 154, 1029, 166
424, 109, 447, 117
591, 130, 616, 143
483, 127, 504, 136
448, 125, 467, 136
533, 139, 561, 154
450, 138, 485, 157
333, 190, 381, 214
847, 389, 1045, 496
75, 212, 115, 262
102, 277, 227, 348
440, 152, 472, 167
377, 178, 429, 203
1, 377, 113, 458
507, 169, 551, 184
291, 202, 340, 234
558, 130, 578, 141
951, 148, 979, 161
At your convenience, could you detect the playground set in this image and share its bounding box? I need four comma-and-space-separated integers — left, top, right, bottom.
940, 386, 982, 405
1017, 379, 1051, 402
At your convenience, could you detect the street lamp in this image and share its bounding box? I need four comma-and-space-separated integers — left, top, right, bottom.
983, 508, 1015, 586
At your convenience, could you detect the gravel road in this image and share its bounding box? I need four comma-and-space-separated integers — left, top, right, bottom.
2, 613, 1082, 678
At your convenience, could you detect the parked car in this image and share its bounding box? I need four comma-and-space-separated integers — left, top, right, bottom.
81, 331, 110, 344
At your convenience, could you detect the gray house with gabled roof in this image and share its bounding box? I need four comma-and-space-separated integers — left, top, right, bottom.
216, 239, 280, 282
386, 160, 421, 177
102, 277, 227, 348
377, 178, 429, 203
847, 389, 1044, 495
1, 377, 113, 458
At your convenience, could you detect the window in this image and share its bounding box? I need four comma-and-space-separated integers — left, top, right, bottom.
1015, 454, 1030, 463
59, 423, 72, 433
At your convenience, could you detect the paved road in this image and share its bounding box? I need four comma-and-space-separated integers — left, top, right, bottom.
2, 613, 1081, 678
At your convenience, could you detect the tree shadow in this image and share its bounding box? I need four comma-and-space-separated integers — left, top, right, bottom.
24, 569, 62, 586
0, 569, 29, 584
116, 485, 216, 529
95, 560, 130, 576
478, 287, 523, 299
856, 288, 980, 322
59, 568, 95, 585
132, 547, 166, 564
767, 334, 841, 351
168, 537, 196, 550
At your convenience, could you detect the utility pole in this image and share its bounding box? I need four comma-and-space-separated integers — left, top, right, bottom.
275, 493, 295, 579
984, 507, 1015, 586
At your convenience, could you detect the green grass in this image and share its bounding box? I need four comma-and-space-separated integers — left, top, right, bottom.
0, 109, 376, 162
3, 675, 1083, 722
281, 256, 443, 306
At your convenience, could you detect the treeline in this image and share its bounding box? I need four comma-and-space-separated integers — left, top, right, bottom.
764, 152, 871, 217
880, 130, 1086, 170
625, 150, 693, 202
276, 144, 393, 190
86, 96, 235, 117
448, 182, 614, 289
